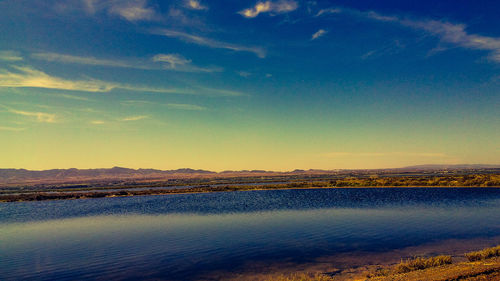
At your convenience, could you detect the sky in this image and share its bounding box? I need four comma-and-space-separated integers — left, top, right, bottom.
0, 0, 499, 171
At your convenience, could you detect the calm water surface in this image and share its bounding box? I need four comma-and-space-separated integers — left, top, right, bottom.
1, 188, 500, 280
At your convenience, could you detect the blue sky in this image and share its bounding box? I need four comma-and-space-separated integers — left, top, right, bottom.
0, 0, 499, 170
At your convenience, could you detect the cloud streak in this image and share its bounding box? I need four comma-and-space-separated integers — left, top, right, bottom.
0, 126, 26, 131
323, 152, 447, 158
2, 106, 57, 123
164, 103, 206, 111
311, 29, 327, 40
153, 29, 266, 58
314, 8, 341, 17
121, 115, 148, 121
0, 66, 240, 96
0, 66, 116, 92
122, 100, 207, 110
83, 0, 158, 22
338, 8, 500, 63
152, 53, 221, 72
32, 52, 132, 67
239, 0, 298, 18
32, 51, 221, 73
0, 50, 23, 61
401, 19, 500, 63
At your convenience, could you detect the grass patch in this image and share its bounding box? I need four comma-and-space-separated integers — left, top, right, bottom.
465, 246, 500, 262
395, 255, 452, 273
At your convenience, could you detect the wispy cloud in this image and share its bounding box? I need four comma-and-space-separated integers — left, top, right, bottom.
311, 29, 327, 40
121, 100, 207, 111
344, 9, 500, 63
314, 8, 341, 17
83, 0, 158, 22
237, 71, 251, 78
0, 66, 239, 96
0, 66, 117, 92
153, 29, 266, 58
401, 19, 500, 63
152, 53, 221, 72
185, 0, 207, 10
360, 50, 376, 60
49, 93, 91, 101
110, 0, 156, 21
323, 152, 447, 158
0, 126, 26, 131
3, 107, 57, 123
90, 120, 105, 125
0, 50, 23, 61
239, 0, 298, 18
32, 51, 221, 72
152, 53, 190, 67
32, 52, 132, 68
360, 39, 406, 60
121, 115, 148, 121
165, 103, 206, 111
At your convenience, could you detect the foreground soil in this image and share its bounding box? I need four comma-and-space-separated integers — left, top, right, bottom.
240, 257, 500, 281
364, 258, 500, 281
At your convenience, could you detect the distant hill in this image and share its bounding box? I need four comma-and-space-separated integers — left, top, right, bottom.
400, 164, 500, 170
0, 165, 498, 187
0, 167, 215, 184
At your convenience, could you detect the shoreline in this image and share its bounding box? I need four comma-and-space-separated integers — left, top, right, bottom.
1, 184, 500, 203
212, 236, 500, 281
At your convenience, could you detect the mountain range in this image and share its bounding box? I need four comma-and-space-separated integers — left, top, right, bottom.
0, 164, 498, 187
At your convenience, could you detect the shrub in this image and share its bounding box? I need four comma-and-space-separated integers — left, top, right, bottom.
395, 255, 452, 273
465, 245, 500, 261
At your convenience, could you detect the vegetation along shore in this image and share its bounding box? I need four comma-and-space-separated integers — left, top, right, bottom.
1, 174, 499, 202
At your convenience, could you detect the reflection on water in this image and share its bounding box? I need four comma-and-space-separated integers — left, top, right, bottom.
1, 188, 500, 280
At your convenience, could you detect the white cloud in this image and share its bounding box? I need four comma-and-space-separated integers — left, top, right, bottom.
185, 0, 207, 10
0, 66, 236, 95
121, 115, 148, 121
239, 0, 298, 18
311, 29, 327, 40
0, 50, 23, 61
153, 29, 266, 58
315, 8, 341, 17
90, 120, 105, 124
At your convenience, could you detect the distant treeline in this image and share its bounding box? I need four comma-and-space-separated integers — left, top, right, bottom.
1, 174, 498, 202
318, 174, 500, 187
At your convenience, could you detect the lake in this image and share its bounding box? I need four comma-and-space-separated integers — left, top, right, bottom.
1, 188, 500, 280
